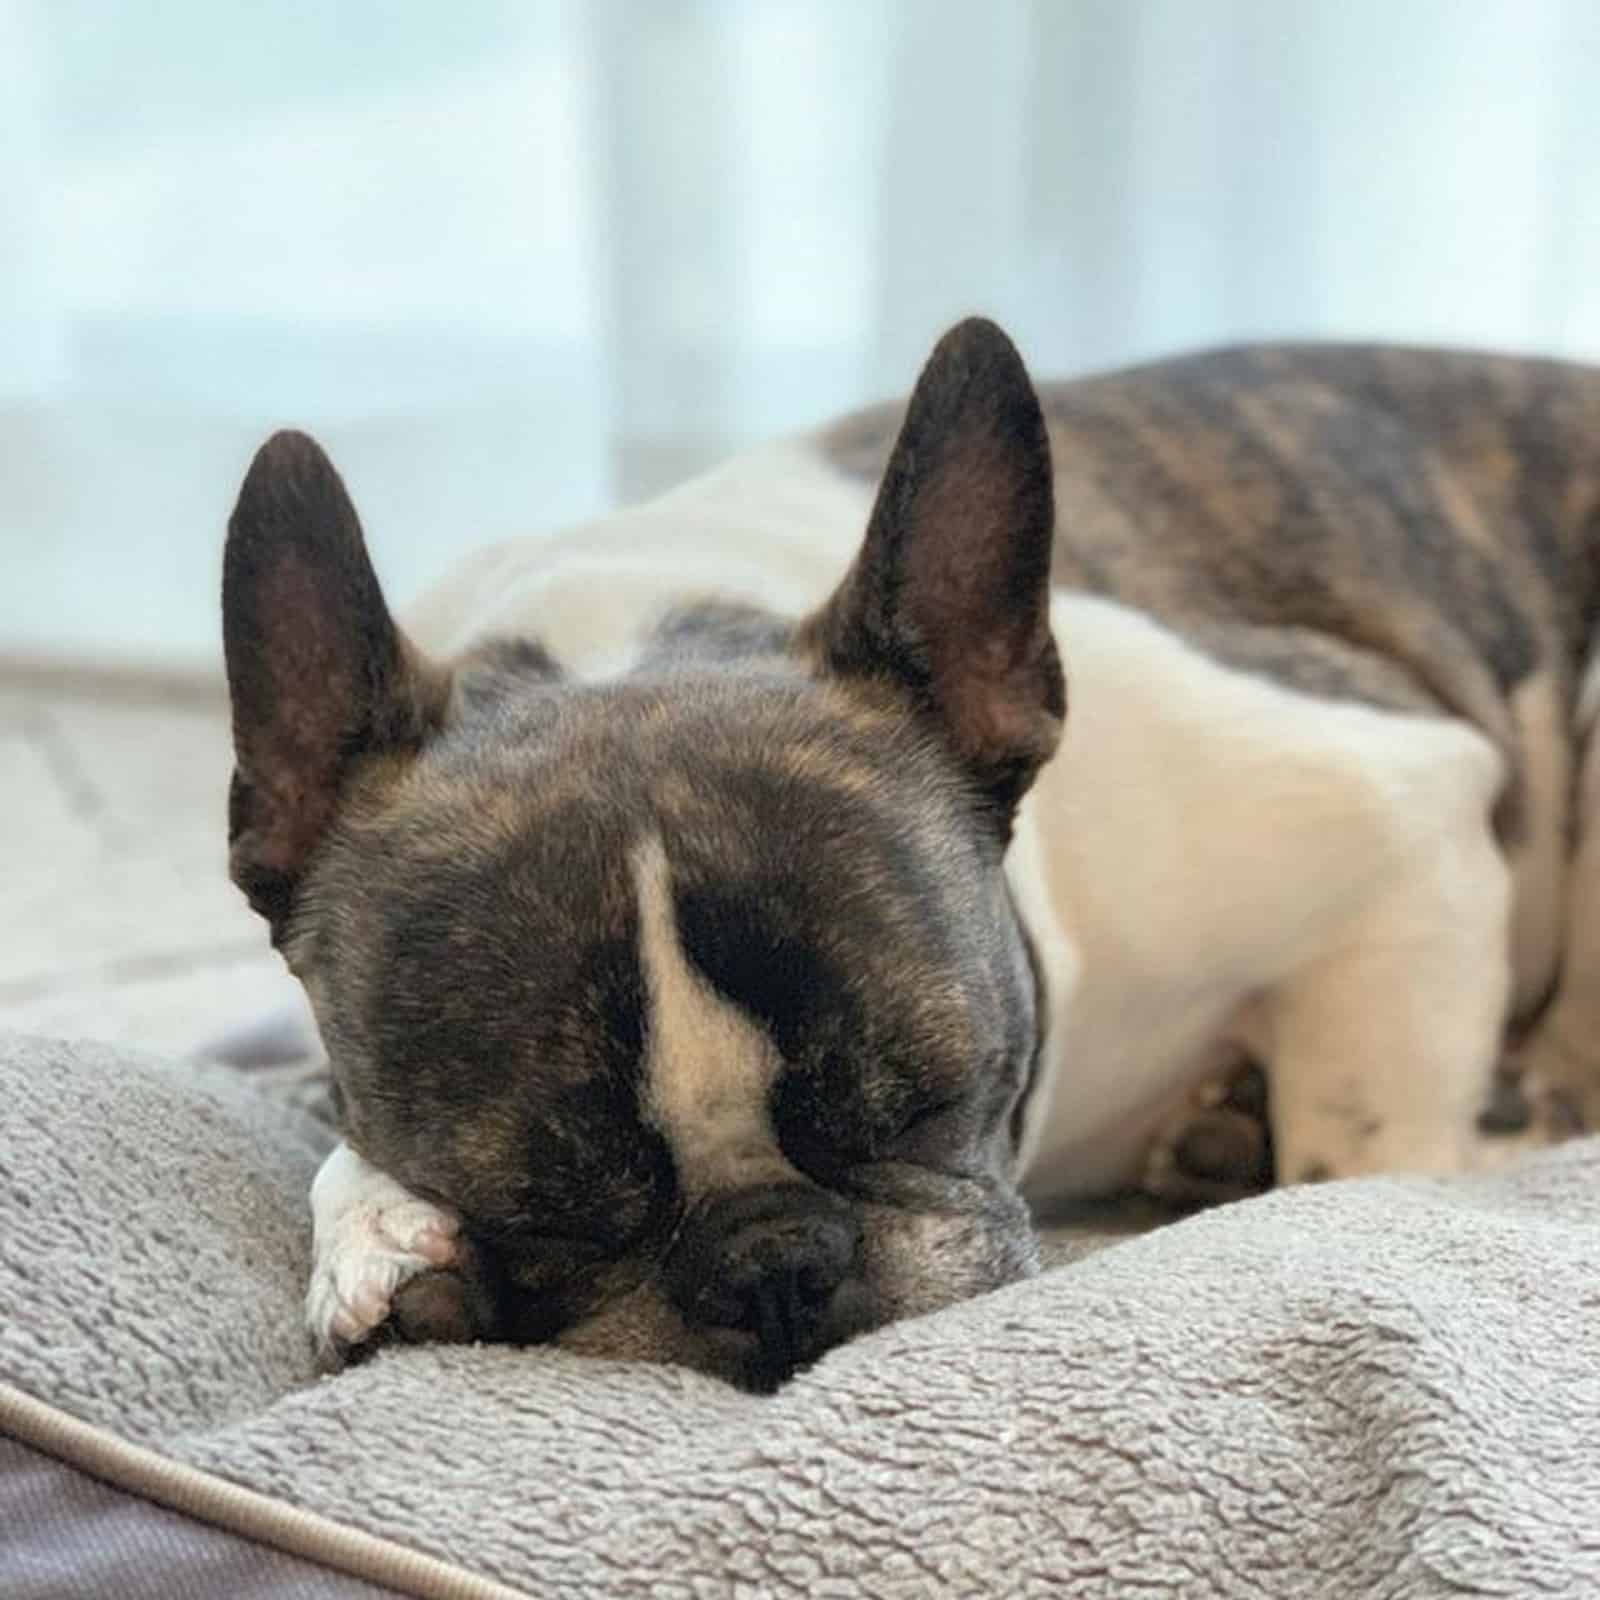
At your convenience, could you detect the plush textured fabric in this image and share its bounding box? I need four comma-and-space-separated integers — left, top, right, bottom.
3, 1030, 1599, 1598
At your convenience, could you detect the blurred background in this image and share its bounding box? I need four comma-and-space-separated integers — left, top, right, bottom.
3, 0, 1599, 673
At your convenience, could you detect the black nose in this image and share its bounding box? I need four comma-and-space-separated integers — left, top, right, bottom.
665, 1183, 862, 1380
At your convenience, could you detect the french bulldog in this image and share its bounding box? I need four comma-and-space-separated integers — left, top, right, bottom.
222, 319, 1600, 1391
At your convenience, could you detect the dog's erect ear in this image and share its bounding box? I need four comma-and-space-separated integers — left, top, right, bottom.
801, 318, 1063, 827
223, 431, 447, 941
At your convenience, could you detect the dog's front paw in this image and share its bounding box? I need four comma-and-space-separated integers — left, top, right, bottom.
306, 1195, 463, 1366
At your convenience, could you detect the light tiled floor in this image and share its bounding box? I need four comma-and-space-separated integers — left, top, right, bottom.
1, 674, 301, 1056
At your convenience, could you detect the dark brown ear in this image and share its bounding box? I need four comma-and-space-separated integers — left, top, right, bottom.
800, 318, 1063, 828
222, 431, 447, 942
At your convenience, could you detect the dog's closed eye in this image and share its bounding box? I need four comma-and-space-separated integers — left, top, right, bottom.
878, 1093, 976, 1164
775, 1080, 967, 1175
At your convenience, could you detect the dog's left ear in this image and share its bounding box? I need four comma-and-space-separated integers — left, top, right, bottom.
801, 317, 1063, 829
223, 431, 449, 942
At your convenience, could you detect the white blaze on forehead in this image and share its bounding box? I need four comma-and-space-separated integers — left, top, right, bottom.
631, 834, 787, 1197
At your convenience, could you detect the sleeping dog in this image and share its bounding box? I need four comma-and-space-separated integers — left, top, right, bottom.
222, 319, 1600, 1390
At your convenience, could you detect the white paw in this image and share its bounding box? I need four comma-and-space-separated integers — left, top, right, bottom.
306, 1197, 461, 1362
306, 1151, 463, 1364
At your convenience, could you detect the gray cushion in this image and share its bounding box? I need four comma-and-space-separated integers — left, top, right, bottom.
4, 1031, 1600, 1598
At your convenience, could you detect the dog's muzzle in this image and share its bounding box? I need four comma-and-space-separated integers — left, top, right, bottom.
664, 1182, 863, 1385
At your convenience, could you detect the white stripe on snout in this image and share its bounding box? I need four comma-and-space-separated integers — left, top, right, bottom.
632, 834, 787, 1199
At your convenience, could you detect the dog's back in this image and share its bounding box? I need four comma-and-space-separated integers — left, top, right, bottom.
831, 345, 1600, 747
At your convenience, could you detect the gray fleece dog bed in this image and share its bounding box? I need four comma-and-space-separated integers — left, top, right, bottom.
3, 1030, 1599, 1599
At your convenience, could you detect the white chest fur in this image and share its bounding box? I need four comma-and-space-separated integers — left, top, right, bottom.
1012, 593, 1503, 1205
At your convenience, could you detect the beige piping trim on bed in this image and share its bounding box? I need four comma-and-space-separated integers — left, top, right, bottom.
0, 1382, 529, 1600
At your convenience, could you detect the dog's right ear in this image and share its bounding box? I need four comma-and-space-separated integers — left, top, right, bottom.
223, 432, 447, 942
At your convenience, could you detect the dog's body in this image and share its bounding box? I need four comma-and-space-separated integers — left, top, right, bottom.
223, 326, 1600, 1389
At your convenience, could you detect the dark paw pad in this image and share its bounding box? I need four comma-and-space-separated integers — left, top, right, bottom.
1146, 1058, 1275, 1210
388, 1246, 497, 1347
1172, 1108, 1272, 1188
